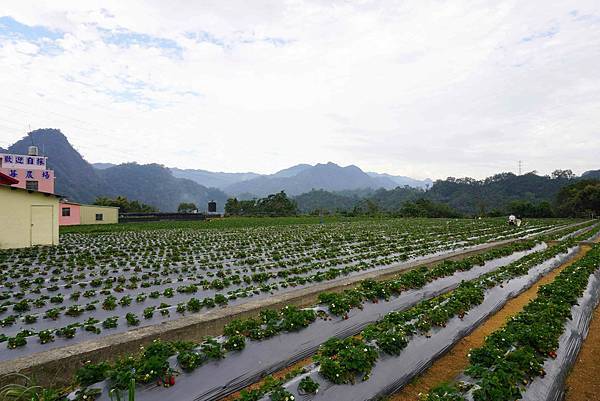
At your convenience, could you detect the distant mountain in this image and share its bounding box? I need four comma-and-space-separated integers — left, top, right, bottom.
366, 172, 432, 189
7, 129, 227, 211
582, 170, 600, 179
225, 162, 399, 197
98, 163, 227, 212
99, 162, 430, 196
92, 162, 116, 170
9, 129, 106, 203
271, 164, 312, 178
170, 168, 260, 189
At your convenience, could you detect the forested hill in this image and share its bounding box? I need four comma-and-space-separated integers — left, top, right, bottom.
425, 172, 573, 215
294, 171, 586, 215
6, 129, 227, 211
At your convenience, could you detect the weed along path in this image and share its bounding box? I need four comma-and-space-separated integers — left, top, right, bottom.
387, 243, 594, 401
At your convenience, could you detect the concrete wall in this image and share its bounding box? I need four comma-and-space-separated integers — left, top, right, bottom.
80, 205, 119, 225
0, 186, 59, 249
59, 202, 81, 226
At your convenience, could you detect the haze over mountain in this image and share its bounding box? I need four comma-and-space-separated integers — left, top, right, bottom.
97, 159, 431, 196
170, 168, 261, 190
366, 172, 433, 189
223, 162, 400, 197
168, 163, 433, 196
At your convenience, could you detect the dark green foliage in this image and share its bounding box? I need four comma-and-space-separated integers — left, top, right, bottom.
555, 179, 600, 217
177, 202, 197, 213
94, 196, 158, 213
297, 376, 320, 394
76, 361, 111, 387
225, 191, 298, 217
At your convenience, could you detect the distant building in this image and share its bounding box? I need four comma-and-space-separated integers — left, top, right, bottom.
0, 146, 55, 193
0, 171, 61, 249
59, 201, 119, 226
208, 200, 217, 213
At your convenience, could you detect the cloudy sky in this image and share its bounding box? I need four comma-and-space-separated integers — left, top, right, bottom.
0, 1, 599, 179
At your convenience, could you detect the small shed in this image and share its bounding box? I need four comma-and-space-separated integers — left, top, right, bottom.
59, 201, 119, 225
0, 172, 61, 249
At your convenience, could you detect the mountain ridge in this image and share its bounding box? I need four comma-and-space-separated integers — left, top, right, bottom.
7, 129, 228, 211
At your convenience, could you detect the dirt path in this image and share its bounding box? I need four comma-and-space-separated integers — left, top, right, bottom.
564, 270, 600, 401
388, 244, 592, 401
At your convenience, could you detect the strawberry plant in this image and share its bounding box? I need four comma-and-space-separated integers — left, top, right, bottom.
38, 329, 54, 344
269, 386, 295, 401
125, 312, 140, 326
76, 361, 110, 386
297, 376, 319, 394
224, 335, 246, 351
316, 337, 378, 384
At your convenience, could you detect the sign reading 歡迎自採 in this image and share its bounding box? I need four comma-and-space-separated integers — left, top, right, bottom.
0, 153, 47, 170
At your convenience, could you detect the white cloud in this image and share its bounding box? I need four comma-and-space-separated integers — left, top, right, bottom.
0, 0, 599, 179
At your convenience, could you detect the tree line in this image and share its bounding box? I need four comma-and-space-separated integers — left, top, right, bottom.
96, 174, 600, 219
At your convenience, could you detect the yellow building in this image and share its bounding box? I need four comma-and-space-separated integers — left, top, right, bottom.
80, 204, 119, 225
0, 182, 61, 249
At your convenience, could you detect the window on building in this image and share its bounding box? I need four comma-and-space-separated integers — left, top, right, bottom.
62, 207, 71, 217
26, 180, 38, 191
95, 213, 103, 221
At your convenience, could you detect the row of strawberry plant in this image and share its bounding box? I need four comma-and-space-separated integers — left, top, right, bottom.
2, 222, 579, 351
316, 221, 593, 317
419, 243, 600, 401
279, 228, 597, 392
65, 236, 551, 395
4, 223, 588, 399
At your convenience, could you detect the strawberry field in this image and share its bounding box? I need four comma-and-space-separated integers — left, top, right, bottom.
0, 217, 598, 401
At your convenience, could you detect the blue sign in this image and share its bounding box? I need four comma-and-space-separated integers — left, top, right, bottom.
3, 155, 12, 163
26, 170, 34, 179
9, 169, 17, 178
42, 171, 50, 179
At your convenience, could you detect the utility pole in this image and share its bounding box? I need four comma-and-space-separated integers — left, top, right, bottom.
518, 160, 523, 176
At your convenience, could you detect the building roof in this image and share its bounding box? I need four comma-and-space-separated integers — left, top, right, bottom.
0, 183, 63, 198
0, 171, 19, 185
60, 200, 119, 210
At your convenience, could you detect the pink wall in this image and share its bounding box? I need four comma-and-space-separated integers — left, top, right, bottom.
0, 167, 55, 193
59, 202, 81, 226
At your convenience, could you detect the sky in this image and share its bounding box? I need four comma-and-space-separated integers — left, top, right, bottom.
0, 1, 599, 180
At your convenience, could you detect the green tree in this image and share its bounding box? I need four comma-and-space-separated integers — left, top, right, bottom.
224, 192, 298, 217
177, 202, 197, 213
94, 196, 158, 213
555, 179, 600, 217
